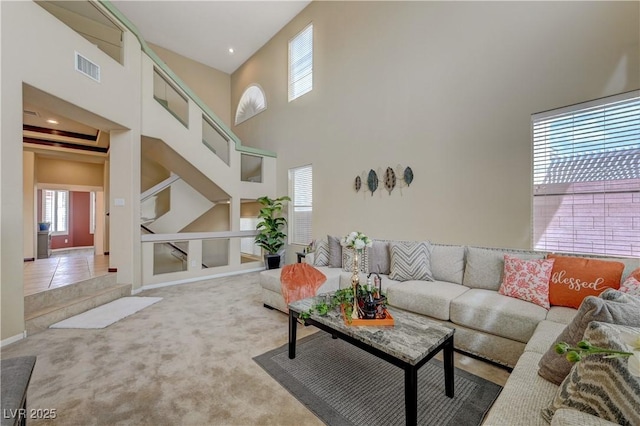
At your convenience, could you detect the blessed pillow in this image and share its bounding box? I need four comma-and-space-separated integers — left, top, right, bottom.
538, 289, 640, 385
498, 255, 555, 309
389, 241, 434, 282
368, 240, 390, 275
327, 235, 342, 268
547, 254, 624, 309
313, 239, 330, 267
542, 322, 640, 425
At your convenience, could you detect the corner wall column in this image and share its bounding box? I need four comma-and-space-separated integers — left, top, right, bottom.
109, 130, 142, 291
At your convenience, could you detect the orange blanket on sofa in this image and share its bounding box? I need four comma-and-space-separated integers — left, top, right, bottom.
280, 263, 327, 304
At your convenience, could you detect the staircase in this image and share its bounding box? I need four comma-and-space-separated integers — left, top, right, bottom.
24, 274, 131, 335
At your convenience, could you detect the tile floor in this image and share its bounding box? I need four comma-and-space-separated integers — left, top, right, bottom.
23, 248, 111, 296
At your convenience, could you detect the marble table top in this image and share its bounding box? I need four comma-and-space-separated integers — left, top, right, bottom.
289, 297, 455, 366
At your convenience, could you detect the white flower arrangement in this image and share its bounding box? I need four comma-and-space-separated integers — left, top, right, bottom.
340, 231, 373, 251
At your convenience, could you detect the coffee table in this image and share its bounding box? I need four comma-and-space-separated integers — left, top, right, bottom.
288, 297, 455, 426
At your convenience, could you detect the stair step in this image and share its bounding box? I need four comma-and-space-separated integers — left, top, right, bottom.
25, 274, 119, 317
25, 276, 131, 335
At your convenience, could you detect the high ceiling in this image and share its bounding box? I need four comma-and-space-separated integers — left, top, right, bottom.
110, 1, 311, 74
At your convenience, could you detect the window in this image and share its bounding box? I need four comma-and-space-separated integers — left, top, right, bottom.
42, 189, 69, 234
289, 165, 313, 245
532, 91, 639, 257
288, 24, 313, 101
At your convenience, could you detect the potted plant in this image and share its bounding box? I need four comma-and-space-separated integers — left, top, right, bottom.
255, 195, 290, 269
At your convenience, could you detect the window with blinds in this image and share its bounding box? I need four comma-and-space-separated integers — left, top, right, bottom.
532, 91, 639, 257
289, 165, 313, 245
288, 24, 313, 102
42, 189, 69, 234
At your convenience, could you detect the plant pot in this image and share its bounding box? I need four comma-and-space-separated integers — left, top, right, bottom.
264, 254, 281, 269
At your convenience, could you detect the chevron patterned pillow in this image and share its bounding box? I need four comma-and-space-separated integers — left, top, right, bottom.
542, 322, 640, 425
389, 241, 434, 282
313, 239, 330, 267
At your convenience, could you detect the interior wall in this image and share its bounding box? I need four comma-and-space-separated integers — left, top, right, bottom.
149, 42, 231, 127
36, 156, 104, 187
230, 1, 640, 249
181, 203, 230, 232
22, 152, 36, 259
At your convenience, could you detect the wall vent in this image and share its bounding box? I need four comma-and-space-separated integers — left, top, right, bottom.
23, 110, 39, 117
75, 52, 101, 82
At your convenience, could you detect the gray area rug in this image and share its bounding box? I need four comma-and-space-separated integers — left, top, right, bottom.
255, 332, 502, 426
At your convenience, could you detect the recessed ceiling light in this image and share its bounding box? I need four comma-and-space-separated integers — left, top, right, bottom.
228, 48, 235, 54
46, 119, 59, 124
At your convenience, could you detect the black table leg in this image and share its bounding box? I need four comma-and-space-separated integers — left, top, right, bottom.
404, 366, 418, 426
288, 310, 297, 359
443, 336, 454, 398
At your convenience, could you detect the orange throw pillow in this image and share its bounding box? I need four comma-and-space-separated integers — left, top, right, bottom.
280, 263, 327, 305
547, 254, 624, 309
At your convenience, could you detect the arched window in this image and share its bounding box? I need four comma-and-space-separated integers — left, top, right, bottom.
235, 84, 266, 125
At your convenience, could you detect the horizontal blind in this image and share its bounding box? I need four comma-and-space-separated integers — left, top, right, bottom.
288, 24, 313, 101
290, 165, 313, 245
532, 91, 640, 256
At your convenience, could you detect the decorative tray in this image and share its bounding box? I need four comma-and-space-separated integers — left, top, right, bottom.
341, 307, 395, 326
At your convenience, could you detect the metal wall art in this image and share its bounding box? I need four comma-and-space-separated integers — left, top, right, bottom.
354, 165, 414, 196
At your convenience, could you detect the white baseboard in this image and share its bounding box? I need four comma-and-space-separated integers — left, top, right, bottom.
135, 267, 264, 294
1, 331, 26, 348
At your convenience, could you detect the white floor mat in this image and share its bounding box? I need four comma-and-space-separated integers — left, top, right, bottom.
50, 297, 162, 329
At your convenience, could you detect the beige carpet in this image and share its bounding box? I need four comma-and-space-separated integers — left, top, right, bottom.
1, 272, 322, 425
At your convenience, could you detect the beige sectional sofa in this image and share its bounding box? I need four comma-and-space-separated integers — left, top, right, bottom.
259, 241, 639, 425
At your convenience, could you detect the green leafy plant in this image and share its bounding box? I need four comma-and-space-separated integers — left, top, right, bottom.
297, 287, 388, 325
254, 196, 291, 255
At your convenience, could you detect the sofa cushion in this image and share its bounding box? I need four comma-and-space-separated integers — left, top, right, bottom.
538, 289, 640, 385
313, 239, 329, 266
450, 289, 547, 343
387, 280, 470, 321
342, 246, 368, 273
547, 254, 625, 309
431, 244, 465, 284
550, 409, 620, 426
542, 322, 640, 426
482, 352, 558, 426
368, 240, 391, 274
525, 320, 567, 355
463, 246, 544, 291
620, 275, 640, 296
388, 241, 434, 282
327, 235, 342, 268
499, 255, 555, 309
545, 306, 578, 325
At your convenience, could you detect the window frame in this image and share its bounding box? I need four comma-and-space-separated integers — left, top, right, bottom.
288, 164, 313, 246
531, 90, 640, 257
42, 189, 70, 236
288, 23, 313, 102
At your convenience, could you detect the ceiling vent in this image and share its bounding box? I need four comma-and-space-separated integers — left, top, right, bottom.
23, 110, 39, 117
75, 52, 101, 82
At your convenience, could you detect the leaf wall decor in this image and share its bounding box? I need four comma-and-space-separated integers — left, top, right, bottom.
384, 167, 396, 194
404, 166, 414, 186
367, 169, 378, 196
354, 176, 361, 192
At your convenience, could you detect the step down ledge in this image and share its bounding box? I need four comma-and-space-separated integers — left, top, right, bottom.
25, 283, 131, 335
25, 274, 118, 316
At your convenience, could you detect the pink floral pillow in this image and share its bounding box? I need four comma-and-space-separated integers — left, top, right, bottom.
620, 275, 640, 296
499, 255, 555, 309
